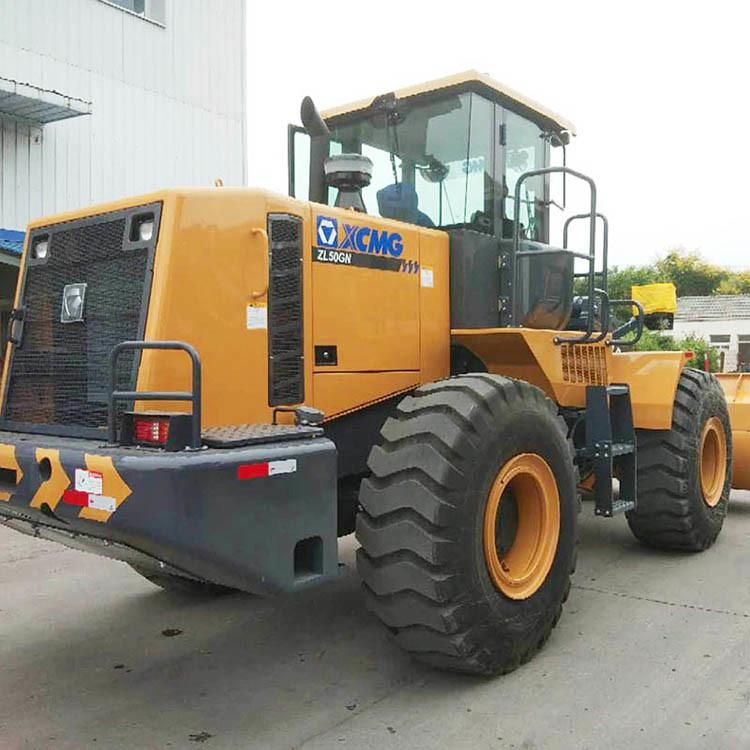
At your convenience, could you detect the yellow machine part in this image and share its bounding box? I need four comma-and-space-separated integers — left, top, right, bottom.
631, 282, 677, 315
716, 373, 750, 489
452, 328, 690, 430
17, 188, 450, 427
14, 188, 690, 437
138, 189, 450, 424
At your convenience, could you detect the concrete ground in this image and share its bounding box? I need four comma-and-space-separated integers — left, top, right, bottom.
2, 494, 750, 750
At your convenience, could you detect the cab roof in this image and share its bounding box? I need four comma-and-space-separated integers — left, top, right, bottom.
320, 69, 577, 136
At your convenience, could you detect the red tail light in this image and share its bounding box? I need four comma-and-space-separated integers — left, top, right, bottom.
133, 416, 170, 445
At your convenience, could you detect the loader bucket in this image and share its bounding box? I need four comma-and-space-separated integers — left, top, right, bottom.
716, 373, 750, 490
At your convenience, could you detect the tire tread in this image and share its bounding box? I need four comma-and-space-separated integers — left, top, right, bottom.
626, 368, 731, 551
356, 374, 578, 675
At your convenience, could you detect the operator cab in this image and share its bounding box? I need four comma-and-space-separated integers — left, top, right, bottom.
291, 70, 573, 242
290, 72, 614, 337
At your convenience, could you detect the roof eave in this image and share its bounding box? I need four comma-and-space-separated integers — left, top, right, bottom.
0, 76, 91, 126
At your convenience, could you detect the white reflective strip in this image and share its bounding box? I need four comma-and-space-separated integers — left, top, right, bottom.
268, 459, 297, 476
88, 494, 116, 512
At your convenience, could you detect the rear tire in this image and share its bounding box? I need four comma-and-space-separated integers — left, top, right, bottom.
129, 564, 233, 596
626, 368, 732, 551
356, 375, 578, 675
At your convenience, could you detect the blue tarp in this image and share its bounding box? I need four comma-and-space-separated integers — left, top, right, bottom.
0, 229, 24, 256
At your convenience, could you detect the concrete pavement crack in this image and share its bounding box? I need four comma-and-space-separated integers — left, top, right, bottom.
573, 584, 750, 618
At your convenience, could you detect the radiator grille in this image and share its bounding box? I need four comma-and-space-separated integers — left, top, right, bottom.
268, 213, 303, 405
561, 344, 608, 385
3, 206, 158, 434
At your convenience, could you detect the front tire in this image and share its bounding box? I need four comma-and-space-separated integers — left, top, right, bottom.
626, 368, 732, 551
356, 375, 578, 675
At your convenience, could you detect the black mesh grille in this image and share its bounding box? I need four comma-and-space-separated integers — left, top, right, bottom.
270, 219, 300, 244
268, 213, 303, 406
3, 207, 157, 434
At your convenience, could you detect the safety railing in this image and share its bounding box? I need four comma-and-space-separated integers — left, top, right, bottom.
108, 341, 202, 449
610, 300, 645, 347
582, 288, 612, 345
564, 212, 609, 292
511, 166, 600, 345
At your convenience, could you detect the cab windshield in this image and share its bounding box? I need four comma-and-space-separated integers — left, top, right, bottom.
320, 90, 550, 240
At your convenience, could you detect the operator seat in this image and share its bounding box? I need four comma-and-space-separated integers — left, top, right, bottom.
376, 183, 435, 228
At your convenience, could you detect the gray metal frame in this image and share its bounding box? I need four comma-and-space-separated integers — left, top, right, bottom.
511, 166, 602, 345
108, 340, 202, 449
564, 211, 609, 291
287, 124, 307, 198
610, 300, 646, 347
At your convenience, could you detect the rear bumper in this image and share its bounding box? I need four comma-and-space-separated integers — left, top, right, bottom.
0, 431, 338, 594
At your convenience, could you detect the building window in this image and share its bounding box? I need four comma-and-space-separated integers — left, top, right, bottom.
112, 0, 145, 12
709, 334, 731, 352
100, 0, 166, 25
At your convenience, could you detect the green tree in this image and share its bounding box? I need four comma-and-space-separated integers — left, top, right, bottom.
653, 250, 728, 296
716, 271, 750, 295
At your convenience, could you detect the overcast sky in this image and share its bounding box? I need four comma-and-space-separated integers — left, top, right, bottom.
246, 0, 749, 270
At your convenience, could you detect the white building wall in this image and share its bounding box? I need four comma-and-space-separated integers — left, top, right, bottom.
0, 0, 246, 232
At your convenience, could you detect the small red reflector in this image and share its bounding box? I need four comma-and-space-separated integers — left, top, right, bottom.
133, 416, 169, 445
237, 462, 269, 480
62, 489, 89, 506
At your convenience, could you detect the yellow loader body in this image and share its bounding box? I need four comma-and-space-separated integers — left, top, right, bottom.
717, 374, 750, 489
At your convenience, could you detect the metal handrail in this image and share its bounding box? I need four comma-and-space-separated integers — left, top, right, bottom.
585, 288, 612, 345
511, 166, 599, 345
609, 300, 645, 347
108, 341, 202, 449
564, 212, 609, 291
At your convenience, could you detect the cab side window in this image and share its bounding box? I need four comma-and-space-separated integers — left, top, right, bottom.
503, 110, 548, 241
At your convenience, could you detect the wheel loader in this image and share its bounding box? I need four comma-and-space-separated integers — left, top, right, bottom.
1, 70, 746, 676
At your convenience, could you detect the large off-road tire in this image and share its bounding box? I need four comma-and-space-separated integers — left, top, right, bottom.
129, 564, 233, 596
626, 368, 732, 551
355, 375, 578, 675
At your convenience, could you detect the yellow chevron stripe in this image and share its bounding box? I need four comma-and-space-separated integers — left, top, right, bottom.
0, 443, 23, 502
29, 448, 70, 510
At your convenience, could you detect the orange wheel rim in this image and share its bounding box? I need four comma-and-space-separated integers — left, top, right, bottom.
700, 417, 727, 508
483, 453, 560, 600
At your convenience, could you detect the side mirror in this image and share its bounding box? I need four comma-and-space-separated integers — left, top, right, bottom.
299, 96, 331, 204
300, 96, 330, 138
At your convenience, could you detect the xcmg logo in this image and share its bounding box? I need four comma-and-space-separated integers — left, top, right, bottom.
315, 215, 404, 257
